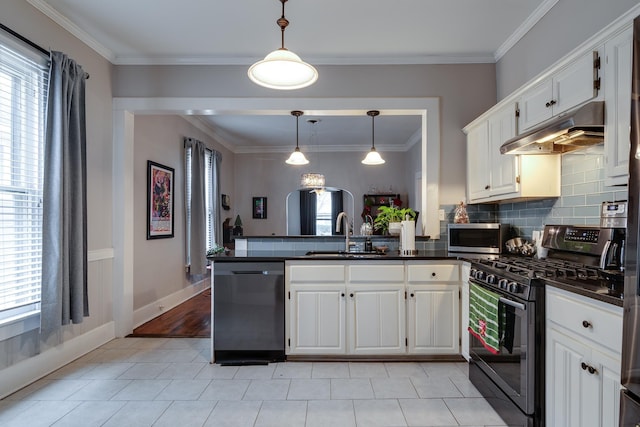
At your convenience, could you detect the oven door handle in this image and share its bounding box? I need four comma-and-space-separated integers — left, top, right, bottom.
499, 297, 526, 311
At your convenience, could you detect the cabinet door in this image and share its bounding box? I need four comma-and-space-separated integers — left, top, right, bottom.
554, 50, 600, 116
407, 284, 459, 354
466, 121, 491, 201
487, 104, 519, 197
348, 284, 406, 355
604, 26, 633, 186
546, 327, 600, 427
288, 284, 346, 355
594, 347, 622, 427
519, 79, 553, 132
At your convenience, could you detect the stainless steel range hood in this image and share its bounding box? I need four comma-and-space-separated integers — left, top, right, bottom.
500, 101, 604, 155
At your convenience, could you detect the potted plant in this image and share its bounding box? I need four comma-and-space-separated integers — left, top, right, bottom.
373, 205, 417, 235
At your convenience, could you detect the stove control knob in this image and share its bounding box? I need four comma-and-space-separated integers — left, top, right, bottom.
470, 268, 477, 278
486, 274, 496, 284
508, 282, 520, 293
475, 270, 485, 281
498, 278, 509, 290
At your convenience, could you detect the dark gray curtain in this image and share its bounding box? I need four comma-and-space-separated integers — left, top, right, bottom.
184, 138, 207, 275
299, 190, 316, 235
331, 190, 344, 235
211, 150, 222, 247
41, 51, 89, 337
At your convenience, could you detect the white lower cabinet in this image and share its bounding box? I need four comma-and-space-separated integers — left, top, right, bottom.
546, 286, 622, 427
406, 262, 460, 354
288, 283, 346, 354
286, 260, 462, 357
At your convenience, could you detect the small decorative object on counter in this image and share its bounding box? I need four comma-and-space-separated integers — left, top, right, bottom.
454, 201, 469, 224
233, 215, 243, 236
365, 237, 373, 252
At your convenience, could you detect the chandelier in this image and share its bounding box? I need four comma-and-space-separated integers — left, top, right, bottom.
301, 173, 325, 189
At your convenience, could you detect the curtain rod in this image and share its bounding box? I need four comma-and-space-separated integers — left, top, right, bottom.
0, 22, 90, 79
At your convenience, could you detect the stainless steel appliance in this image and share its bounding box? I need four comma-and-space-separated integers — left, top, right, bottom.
500, 101, 604, 155
468, 224, 626, 426
448, 223, 511, 254
213, 261, 285, 365
620, 15, 640, 427
601, 200, 628, 228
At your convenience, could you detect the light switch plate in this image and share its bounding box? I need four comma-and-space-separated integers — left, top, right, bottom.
438, 209, 445, 221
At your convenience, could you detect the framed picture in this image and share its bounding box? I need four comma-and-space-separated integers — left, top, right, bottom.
221, 194, 230, 210
147, 160, 175, 239
253, 197, 267, 219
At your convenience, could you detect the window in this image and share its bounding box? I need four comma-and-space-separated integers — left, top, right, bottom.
0, 32, 48, 327
315, 191, 333, 236
185, 145, 215, 266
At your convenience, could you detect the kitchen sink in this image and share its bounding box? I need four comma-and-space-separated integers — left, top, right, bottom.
304, 250, 387, 258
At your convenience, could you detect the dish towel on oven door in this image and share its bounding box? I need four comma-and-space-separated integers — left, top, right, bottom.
469, 283, 501, 354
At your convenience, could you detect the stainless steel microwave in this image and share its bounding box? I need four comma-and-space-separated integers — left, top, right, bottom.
447, 223, 511, 254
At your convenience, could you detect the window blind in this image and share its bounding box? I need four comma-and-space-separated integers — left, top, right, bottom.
185, 144, 215, 268
0, 33, 48, 322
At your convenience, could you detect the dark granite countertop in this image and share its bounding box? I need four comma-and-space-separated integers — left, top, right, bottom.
541, 278, 624, 307
209, 249, 454, 262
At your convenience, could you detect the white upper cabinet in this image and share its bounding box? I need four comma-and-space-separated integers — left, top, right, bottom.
519, 49, 602, 132
465, 102, 560, 204
604, 24, 633, 186
466, 104, 518, 202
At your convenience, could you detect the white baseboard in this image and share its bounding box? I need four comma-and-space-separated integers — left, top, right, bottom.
132, 280, 210, 329
0, 321, 115, 400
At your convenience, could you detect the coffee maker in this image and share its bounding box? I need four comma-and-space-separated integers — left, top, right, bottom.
599, 201, 627, 279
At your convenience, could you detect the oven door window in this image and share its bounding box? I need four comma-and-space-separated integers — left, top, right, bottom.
470, 286, 533, 413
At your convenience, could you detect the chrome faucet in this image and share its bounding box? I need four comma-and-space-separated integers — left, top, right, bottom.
336, 212, 352, 252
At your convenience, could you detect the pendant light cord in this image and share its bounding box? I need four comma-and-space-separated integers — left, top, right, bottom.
371, 115, 376, 149
277, 0, 289, 50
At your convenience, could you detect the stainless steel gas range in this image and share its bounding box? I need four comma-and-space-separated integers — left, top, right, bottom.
467, 224, 625, 427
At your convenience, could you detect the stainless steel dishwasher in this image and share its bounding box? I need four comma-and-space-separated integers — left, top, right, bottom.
213, 261, 285, 365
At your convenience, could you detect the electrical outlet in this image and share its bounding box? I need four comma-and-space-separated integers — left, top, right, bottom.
438, 209, 445, 221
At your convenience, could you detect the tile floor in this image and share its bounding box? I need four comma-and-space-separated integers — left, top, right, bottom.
0, 338, 508, 426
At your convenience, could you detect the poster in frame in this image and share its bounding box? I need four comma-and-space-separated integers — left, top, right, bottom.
147, 160, 175, 239
253, 197, 267, 219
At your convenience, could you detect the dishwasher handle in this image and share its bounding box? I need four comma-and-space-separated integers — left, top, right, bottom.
231, 270, 276, 275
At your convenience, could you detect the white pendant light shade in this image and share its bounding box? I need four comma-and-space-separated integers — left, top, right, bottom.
248, 0, 318, 90
286, 110, 309, 165
362, 110, 385, 165
286, 147, 309, 165
362, 148, 385, 165
248, 49, 318, 90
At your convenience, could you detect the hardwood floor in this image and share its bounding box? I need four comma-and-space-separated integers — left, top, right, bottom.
129, 289, 211, 338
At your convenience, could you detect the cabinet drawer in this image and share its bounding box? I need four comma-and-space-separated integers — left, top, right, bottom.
349, 264, 404, 282
288, 264, 345, 282
546, 287, 622, 353
407, 264, 459, 282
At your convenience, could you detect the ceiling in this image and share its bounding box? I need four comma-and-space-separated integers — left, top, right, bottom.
28, 0, 554, 153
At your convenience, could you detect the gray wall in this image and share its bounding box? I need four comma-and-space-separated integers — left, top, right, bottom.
496, 0, 639, 100
113, 63, 497, 208
133, 115, 235, 310
234, 150, 412, 236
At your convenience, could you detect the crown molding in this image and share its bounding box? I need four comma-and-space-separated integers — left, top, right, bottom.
26, 0, 115, 62
494, 0, 560, 61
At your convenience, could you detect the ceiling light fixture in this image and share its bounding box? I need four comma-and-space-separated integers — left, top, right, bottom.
248, 0, 318, 90
286, 110, 309, 165
362, 110, 386, 165
300, 118, 325, 193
